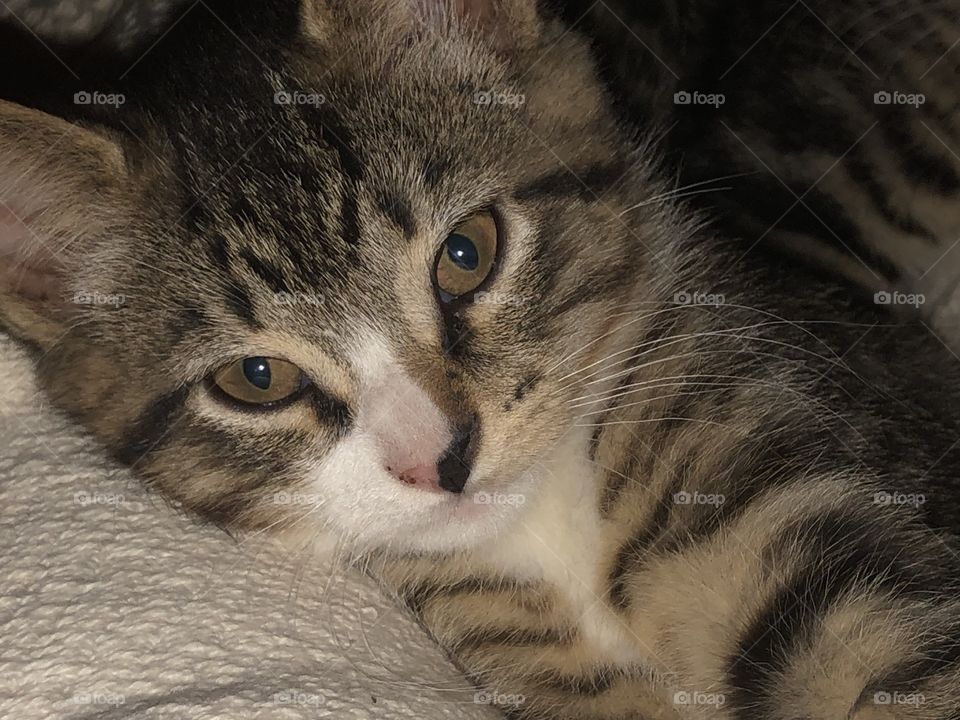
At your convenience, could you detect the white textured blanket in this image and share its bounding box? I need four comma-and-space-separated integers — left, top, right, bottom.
0, 334, 496, 719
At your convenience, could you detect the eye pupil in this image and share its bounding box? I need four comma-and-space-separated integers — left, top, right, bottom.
433, 211, 498, 300
242, 357, 272, 390
212, 356, 307, 408
445, 234, 480, 271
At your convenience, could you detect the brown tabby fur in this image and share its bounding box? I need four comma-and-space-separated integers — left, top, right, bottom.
2, 1, 960, 718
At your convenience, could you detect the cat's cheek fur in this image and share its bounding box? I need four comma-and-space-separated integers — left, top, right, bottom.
307, 433, 448, 546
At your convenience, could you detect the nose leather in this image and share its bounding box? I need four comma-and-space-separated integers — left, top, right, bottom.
436, 420, 475, 494
395, 464, 440, 487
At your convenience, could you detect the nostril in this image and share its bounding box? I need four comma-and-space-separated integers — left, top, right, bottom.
437, 419, 477, 494
437, 449, 468, 493
390, 463, 440, 488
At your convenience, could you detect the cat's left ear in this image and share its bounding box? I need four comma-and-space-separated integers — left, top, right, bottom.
0, 100, 131, 350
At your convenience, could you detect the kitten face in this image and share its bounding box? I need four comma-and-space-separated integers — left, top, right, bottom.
0, 0, 676, 554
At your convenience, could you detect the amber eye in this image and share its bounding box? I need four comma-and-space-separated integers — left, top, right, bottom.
212, 357, 309, 407
434, 211, 499, 301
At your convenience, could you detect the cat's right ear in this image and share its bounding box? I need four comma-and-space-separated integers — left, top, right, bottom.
0, 100, 130, 351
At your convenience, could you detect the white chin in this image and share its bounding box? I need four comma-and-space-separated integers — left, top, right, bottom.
358, 488, 532, 555
305, 429, 574, 557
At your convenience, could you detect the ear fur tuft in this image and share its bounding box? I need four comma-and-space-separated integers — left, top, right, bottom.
0, 100, 129, 349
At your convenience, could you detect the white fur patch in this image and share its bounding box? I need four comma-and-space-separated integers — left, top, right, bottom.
478, 426, 646, 665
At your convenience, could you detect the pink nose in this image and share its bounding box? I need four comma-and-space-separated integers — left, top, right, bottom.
388, 463, 442, 491
383, 417, 476, 495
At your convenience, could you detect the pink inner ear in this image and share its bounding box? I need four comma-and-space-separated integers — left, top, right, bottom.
0, 202, 63, 301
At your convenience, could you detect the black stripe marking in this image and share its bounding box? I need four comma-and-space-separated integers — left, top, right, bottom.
423, 154, 449, 189
775, 187, 904, 282
881, 109, 960, 196
844, 148, 938, 244
167, 306, 209, 336
229, 194, 261, 229
552, 279, 607, 317
309, 105, 364, 181
591, 366, 644, 473
224, 279, 259, 327
707, 173, 904, 284
208, 237, 261, 326
310, 391, 352, 434
182, 195, 215, 232
442, 313, 472, 359
339, 182, 362, 245
515, 161, 628, 202
727, 508, 942, 718
857, 626, 960, 712
588, 422, 605, 462
295, 162, 325, 197
608, 466, 685, 610
658, 422, 814, 555
599, 443, 642, 517
192, 424, 292, 477
376, 190, 417, 238
513, 373, 540, 403
240, 248, 291, 295
195, 495, 257, 529
113, 386, 191, 466
453, 626, 569, 652
539, 668, 619, 697
207, 234, 231, 271
637, 383, 703, 479
591, 309, 679, 464
599, 372, 704, 519
401, 576, 534, 615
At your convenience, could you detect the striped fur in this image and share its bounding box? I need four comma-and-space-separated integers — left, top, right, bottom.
2, 1, 960, 718
561, 0, 960, 328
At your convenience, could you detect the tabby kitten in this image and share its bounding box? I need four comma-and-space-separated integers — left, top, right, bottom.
561, 0, 960, 324
2, 1, 960, 718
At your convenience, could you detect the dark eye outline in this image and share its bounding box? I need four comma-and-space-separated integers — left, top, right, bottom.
431, 206, 505, 310
205, 357, 313, 413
